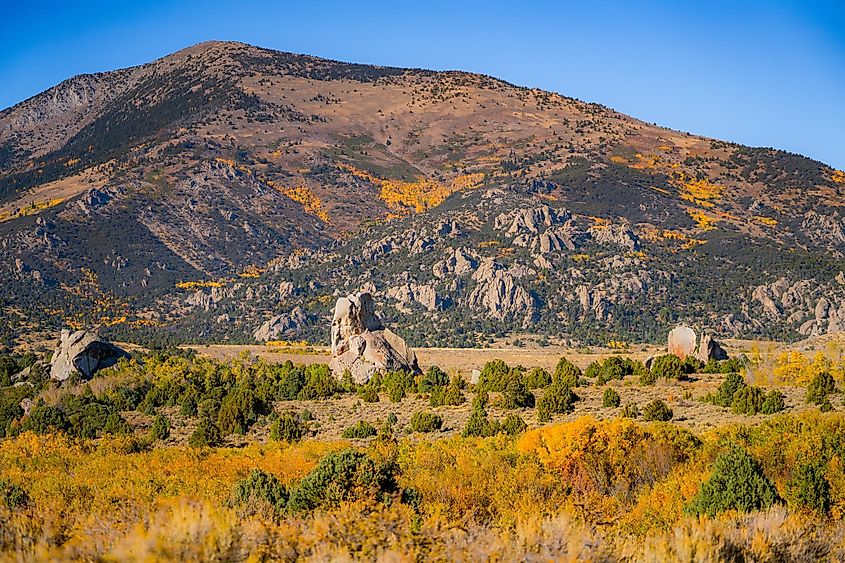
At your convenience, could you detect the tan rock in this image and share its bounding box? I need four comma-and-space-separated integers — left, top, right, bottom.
329, 292, 418, 384
667, 325, 696, 360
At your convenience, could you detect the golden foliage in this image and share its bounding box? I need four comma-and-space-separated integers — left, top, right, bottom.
0, 198, 65, 222
275, 185, 330, 222
338, 163, 481, 217
6, 411, 845, 559
239, 266, 265, 278
768, 350, 845, 386
676, 174, 725, 208
175, 280, 225, 290
754, 215, 778, 227
380, 178, 450, 214
450, 172, 485, 190
833, 170, 845, 185
687, 209, 717, 231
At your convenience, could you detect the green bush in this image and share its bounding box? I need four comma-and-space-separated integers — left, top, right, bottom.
553, 357, 582, 387
703, 358, 744, 374
232, 468, 288, 519
787, 461, 831, 513
642, 399, 673, 421
382, 370, 415, 402
462, 405, 495, 437
286, 449, 398, 514
0, 479, 29, 510
639, 370, 657, 386
0, 389, 26, 438
731, 386, 765, 415
217, 383, 268, 435
761, 390, 786, 415
686, 446, 780, 517
602, 387, 621, 408
820, 397, 834, 412
386, 412, 398, 426
501, 414, 527, 435
590, 356, 645, 385
409, 411, 443, 433
179, 393, 198, 417
418, 366, 449, 392
681, 357, 704, 374
650, 355, 683, 380
341, 420, 377, 439
270, 411, 303, 443
523, 367, 551, 389
478, 359, 512, 391
807, 372, 836, 405
189, 417, 221, 448
495, 376, 535, 409
621, 402, 640, 418
430, 384, 465, 407
298, 364, 341, 400
537, 383, 579, 422
149, 414, 170, 441
21, 403, 69, 434
358, 383, 380, 403
712, 372, 746, 407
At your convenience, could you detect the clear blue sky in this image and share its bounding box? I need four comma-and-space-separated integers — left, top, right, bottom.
2, 0, 843, 169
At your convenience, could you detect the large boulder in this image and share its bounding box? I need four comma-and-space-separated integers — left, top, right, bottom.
694, 333, 729, 364
667, 325, 697, 360
50, 330, 128, 382
329, 292, 418, 384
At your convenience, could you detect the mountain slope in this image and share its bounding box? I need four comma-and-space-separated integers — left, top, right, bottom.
2, 41, 844, 346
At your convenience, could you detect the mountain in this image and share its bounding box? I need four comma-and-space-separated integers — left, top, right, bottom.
2, 40, 845, 347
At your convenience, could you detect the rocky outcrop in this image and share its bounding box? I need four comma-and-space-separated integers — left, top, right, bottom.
49, 330, 128, 382
433, 247, 478, 278
329, 292, 418, 384
694, 333, 728, 363
801, 211, 845, 250
494, 205, 570, 236
253, 307, 308, 341
589, 224, 640, 251
467, 259, 537, 322
667, 325, 696, 360
387, 283, 446, 312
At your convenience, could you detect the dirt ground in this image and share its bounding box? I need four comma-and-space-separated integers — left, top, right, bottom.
189, 338, 765, 375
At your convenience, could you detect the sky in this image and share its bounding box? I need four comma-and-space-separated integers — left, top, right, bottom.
1, 0, 843, 169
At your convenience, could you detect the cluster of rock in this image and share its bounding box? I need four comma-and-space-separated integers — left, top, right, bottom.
49, 329, 128, 381
253, 306, 309, 341
752, 273, 845, 336
667, 325, 728, 363
328, 292, 419, 384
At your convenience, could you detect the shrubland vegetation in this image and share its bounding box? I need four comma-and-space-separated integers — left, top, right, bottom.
1, 345, 845, 559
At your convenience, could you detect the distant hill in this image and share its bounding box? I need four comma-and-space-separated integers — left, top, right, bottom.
2, 40, 845, 347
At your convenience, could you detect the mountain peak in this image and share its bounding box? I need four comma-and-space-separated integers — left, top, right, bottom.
0, 42, 843, 347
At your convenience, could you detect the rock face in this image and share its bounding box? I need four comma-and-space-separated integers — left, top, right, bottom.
329, 292, 418, 384
694, 333, 728, 364
253, 306, 308, 341
667, 325, 697, 360
49, 330, 128, 381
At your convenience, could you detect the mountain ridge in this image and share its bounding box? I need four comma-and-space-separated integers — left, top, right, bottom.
1, 40, 844, 348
